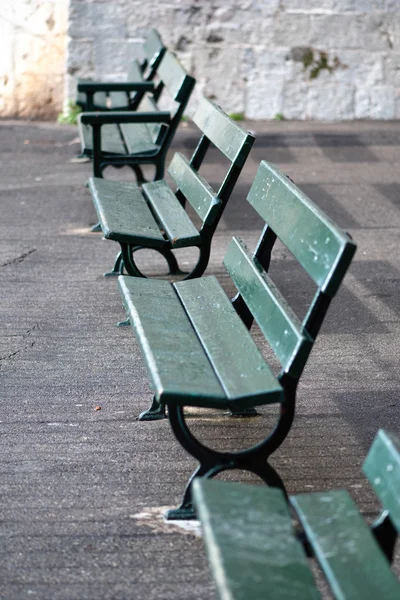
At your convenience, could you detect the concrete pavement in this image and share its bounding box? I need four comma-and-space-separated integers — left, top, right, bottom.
1, 118, 399, 598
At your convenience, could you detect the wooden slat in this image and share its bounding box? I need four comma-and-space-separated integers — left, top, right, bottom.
168, 153, 221, 225
143, 180, 201, 248
109, 91, 130, 109
247, 161, 356, 296
363, 429, 400, 533
127, 59, 144, 82
193, 96, 253, 163
143, 29, 164, 65
89, 178, 165, 247
120, 122, 159, 155
292, 490, 400, 599
78, 120, 126, 154
118, 277, 226, 407
157, 50, 192, 103
224, 237, 312, 378
193, 480, 320, 600
174, 277, 283, 410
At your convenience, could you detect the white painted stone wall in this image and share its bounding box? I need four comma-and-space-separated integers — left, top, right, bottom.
0, 0, 68, 119
65, 0, 400, 120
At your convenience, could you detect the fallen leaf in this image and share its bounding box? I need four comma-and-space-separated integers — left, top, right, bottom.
94, 405, 101, 411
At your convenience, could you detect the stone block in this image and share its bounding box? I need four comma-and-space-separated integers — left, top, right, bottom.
194, 46, 245, 113
309, 14, 392, 51
66, 40, 94, 79
273, 13, 313, 47
282, 82, 308, 120
355, 85, 395, 119
246, 79, 284, 119
306, 83, 355, 120
93, 40, 129, 78
244, 48, 293, 82
383, 53, 400, 86
331, 50, 383, 85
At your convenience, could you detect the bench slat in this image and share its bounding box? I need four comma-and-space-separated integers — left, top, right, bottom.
118, 277, 226, 406
143, 180, 201, 248
127, 59, 144, 82
143, 29, 164, 66
109, 91, 130, 109
193, 96, 252, 163
247, 161, 356, 296
120, 122, 159, 155
89, 178, 165, 247
168, 153, 221, 225
224, 237, 312, 377
174, 277, 283, 410
363, 429, 400, 532
292, 490, 400, 599
79, 121, 126, 154
193, 479, 320, 600
157, 51, 190, 103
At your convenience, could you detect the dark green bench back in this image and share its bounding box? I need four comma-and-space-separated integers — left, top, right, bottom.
168, 96, 255, 231
363, 429, 400, 533
224, 160, 356, 379
142, 28, 164, 70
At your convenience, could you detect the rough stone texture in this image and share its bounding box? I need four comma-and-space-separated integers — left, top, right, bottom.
64, 0, 400, 120
0, 0, 68, 119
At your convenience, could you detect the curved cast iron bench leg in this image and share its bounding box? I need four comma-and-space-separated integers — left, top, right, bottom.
164, 401, 294, 520
104, 250, 124, 277
138, 396, 166, 421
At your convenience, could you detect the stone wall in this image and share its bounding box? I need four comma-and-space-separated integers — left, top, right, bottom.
0, 0, 68, 119
65, 0, 399, 120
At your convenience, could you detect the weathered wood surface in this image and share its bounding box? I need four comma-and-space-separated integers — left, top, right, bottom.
90, 178, 165, 246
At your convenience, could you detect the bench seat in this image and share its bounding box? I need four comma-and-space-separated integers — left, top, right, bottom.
79, 121, 159, 156
118, 275, 283, 410
194, 429, 400, 599
90, 178, 202, 249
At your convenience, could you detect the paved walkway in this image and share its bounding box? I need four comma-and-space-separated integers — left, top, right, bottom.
1, 118, 399, 599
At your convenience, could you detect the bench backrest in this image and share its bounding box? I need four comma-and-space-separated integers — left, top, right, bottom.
167, 95, 255, 232
224, 160, 356, 382
133, 50, 195, 146
126, 29, 165, 83
363, 429, 400, 533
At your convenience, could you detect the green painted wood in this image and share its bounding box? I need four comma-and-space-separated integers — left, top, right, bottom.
157, 50, 194, 103
168, 153, 221, 225
120, 122, 159, 155
363, 429, 400, 533
292, 490, 400, 599
193, 479, 320, 600
193, 96, 253, 163
127, 59, 144, 83
247, 161, 356, 296
143, 29, 164, 66
78, 120, 126, 154
76, 80, 108, 110
139, 94, 163, 142
143, 180, 201, 248
109, 91, 130, 109
224, 237, 312, 378
118, 277, 226, 407
174, 277, 283, 410
89, 178, 165, 247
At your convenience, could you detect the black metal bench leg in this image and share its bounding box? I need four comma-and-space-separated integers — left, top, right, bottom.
130, 165, 146, 185
104, 251, 124, 277
91, 222, 102, 232
372, 510, 397, 562
165, 464, 211, 520
138, 397, 166, 421
160, 249, 186, 276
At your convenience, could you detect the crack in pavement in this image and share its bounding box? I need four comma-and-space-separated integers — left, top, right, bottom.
1, 248, 37, 267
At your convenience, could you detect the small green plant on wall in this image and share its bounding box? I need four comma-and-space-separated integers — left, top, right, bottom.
57, 102, 82, 125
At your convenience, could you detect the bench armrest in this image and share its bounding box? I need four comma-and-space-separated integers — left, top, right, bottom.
77, 81, 155, 93
80, 111, 171, 125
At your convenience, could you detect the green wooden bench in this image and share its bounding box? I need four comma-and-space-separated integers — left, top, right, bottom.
76, 29, 165, 112
78, 50, 195, 183
193, 429, 400, 599
117, 160, 356, 519
89, 95, 254, 278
